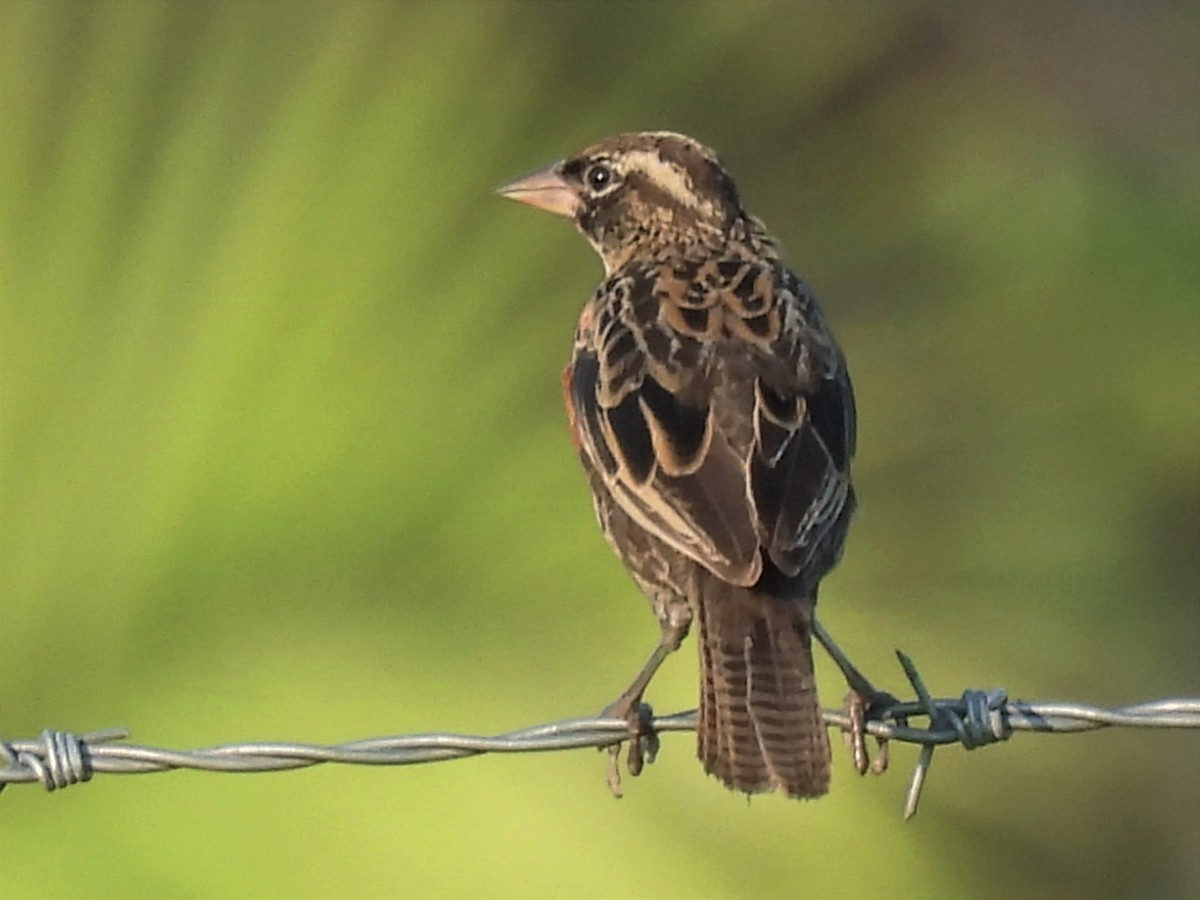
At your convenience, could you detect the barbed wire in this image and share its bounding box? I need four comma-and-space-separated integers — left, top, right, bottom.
3, 650, 1198, 819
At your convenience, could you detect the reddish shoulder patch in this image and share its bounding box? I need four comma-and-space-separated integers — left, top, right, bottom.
561, 363, 583, 451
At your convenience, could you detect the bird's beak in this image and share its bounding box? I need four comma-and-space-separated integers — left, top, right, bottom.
496, 162, 579, 218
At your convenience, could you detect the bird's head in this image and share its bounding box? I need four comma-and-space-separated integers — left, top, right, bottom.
498, 132, 756, 272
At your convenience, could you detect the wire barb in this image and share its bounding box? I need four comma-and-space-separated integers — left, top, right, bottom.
0, 728, 130, 794
886, 651, 1013, 819
3, 668, 1197, 818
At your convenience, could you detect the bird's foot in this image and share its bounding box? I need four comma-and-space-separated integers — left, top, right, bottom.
843, 686, 898, 775
597, 599, 690, 797
811, 617, 899, 775
600, 698, 657, 798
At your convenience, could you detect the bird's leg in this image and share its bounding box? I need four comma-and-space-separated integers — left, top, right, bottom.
601, 596, 693, 797
811, 617, 897, 775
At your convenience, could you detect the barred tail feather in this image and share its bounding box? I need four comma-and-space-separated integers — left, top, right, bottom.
696, 586, 830, 798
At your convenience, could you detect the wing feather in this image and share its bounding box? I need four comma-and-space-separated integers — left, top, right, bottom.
569, 260, 855, 592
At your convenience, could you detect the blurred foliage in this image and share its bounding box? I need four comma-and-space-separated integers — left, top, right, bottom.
1, 1, 1198, 898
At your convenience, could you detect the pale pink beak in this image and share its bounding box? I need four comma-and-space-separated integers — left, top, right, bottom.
496, 162, 580, 218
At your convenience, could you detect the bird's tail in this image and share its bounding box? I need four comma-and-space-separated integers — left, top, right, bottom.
696, 585, 830, 798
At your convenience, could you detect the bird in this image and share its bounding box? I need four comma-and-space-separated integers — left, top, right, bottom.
497, 132, 857, 799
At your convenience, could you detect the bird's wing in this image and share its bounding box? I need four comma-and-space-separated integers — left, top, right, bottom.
566, 259, 855, 588
746, 266, 856, 580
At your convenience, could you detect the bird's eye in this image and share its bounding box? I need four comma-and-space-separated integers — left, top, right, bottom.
585, 163, 616, 193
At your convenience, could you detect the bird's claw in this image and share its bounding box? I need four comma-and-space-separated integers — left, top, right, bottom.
602, 701, 657, 798
843, 687, 897, 775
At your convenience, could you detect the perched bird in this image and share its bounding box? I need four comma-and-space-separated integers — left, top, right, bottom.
498, 132, 856, 799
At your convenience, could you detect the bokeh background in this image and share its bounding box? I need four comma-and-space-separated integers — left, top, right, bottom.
2, 2, 1197, 898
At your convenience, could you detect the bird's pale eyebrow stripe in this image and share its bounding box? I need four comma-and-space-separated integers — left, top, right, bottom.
624, 149, 706, 212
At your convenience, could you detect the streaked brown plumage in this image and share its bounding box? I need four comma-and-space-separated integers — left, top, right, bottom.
499, 132, 856, 798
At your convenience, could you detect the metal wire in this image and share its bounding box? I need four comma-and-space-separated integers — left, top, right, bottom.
3, 650, 1197, 819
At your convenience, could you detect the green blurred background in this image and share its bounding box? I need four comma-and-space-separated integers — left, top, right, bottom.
2, 1, 1197, 898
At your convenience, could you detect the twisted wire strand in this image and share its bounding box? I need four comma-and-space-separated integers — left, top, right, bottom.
4, 691, 1198, 818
